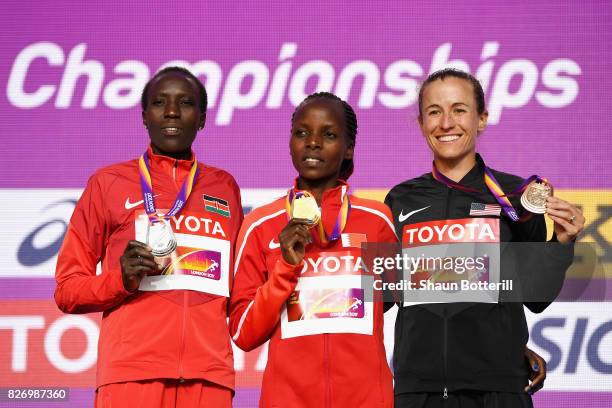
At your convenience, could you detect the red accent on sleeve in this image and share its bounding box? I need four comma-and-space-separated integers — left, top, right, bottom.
54, 174, 130, 314
229, 210, 301, 351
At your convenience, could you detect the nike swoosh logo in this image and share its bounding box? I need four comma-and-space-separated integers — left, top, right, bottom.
398, 206, 431, 222
269, 238, 281, 250
125, 194, 161, 210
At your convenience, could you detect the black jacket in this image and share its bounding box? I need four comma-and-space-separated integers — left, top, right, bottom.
384, 154, 574, 395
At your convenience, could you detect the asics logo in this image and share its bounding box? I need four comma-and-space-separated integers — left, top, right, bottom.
125, 194, 160, 210
269, 238, 281, 250
398, 206, 431, 222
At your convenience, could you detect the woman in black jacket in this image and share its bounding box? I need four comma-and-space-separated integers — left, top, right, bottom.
386, 68, 585, 408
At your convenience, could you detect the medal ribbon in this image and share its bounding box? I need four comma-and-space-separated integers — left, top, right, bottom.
431, 161, 547, 222
285, 186, 351, 246
138, 152, 199, 223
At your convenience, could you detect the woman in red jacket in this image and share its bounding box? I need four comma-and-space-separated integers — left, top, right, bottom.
229, 92, 397, 407
55, 67, 242, 408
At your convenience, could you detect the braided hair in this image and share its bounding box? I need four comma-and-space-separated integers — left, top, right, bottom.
141, 66, 208, 114
291, 92, 357, 181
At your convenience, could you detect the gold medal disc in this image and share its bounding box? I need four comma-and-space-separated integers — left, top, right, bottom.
291, 194, 321, 226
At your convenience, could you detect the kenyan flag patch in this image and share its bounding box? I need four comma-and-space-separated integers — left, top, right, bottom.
203, 194, 230, 217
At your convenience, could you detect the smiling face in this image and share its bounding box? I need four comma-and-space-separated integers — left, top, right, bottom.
142, 72, 205, 159
290, 98, 354, 191
419, 76, 488, 168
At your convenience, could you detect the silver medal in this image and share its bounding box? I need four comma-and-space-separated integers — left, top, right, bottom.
520, 181, 553, 214
146, 220, 177, 257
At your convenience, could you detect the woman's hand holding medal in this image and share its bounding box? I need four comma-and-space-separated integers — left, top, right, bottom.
279, 219, 312, 266
545, 196, 585, 244
521, 180, 585, 244
279, 194, 320, 266
120, 240, 160, 292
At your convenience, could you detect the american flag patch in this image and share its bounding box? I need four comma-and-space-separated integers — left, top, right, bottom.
469, 202, 501, 216
203, 194, 230, 217
341, 233, 367, 248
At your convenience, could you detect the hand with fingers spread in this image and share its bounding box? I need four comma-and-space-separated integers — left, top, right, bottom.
524, 347, 547, 394
279, 219, 313, 266
120, 240, 160, 292
545, 196, 586, 244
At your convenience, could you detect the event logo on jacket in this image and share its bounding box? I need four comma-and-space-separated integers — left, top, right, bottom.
280, 247, 374, 339
134, 210, 231, 297
401, 218, 501, 305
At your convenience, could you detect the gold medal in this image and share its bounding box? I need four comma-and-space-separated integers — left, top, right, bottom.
520, 180, 553, 214
291, 193, 321, 226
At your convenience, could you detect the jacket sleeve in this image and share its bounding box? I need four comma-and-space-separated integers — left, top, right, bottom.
511, 212, 574, 313
227, 176, 244, 302
54, 174, 131, 314
378, 204, 398, 244
376, 203, 401, 312
383, 190, 400, 239
229, 219, 301, 351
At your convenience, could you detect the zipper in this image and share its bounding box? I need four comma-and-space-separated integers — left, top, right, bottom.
443, 186, 451, 400
177, 291, 188, 380
444, 185, 452, 219
172, 160, 186, 381
442, 307, 449, 400
324, 334, 331, 407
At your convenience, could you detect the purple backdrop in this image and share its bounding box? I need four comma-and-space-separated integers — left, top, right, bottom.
1, 1, 611, 189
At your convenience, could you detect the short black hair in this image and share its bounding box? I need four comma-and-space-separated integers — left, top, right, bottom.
291, 92, 357, 181
418, 68, 486, 119
141, 66, 208, 114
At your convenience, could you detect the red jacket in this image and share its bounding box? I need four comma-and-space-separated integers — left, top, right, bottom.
229, 181, 396, 408
55, 147, 243, 390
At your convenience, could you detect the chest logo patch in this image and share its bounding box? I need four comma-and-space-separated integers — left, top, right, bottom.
125, 194, 160, 210
398, 205, 430, 222
203, 194, 230, 218
269, 238, 281, 250
469, 203, 501, 217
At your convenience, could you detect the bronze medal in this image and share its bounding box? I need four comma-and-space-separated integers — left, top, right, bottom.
520, 181, 553, 214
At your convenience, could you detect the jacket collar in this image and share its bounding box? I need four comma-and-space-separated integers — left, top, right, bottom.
147, 145, 196, 174
292, 178, 350, 205
432, 153, 486, 187
291, 179, 350, 234
145, 145, 197, 188
458, 153, 486, 185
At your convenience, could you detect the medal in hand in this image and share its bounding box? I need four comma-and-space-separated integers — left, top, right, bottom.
291, 193, 321, 227
520, 180, 553, 214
